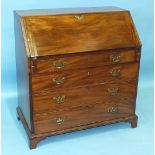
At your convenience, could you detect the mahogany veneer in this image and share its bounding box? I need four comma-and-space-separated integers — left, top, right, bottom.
14, 7, 141, 149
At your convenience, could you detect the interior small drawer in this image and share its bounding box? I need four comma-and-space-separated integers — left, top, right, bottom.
31, 49, 139, 73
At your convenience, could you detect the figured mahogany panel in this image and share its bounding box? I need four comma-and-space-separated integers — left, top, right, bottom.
33, 49, 139, 73
33, 101, 135, 134
21, 11, 141, 57
31, 63, 139, 92
32, 81, 137, 113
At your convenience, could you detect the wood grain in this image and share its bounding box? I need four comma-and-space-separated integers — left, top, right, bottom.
33, 101, 135, 134
32, 81, 137, 113
21, 11, 141, 57
33, 49, 139, 73
31, 63, 139, 92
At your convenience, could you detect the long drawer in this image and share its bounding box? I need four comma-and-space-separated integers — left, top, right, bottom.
32, 50, 139, 73
31, 63, 139, 92
33, 101, 135, 134
32, 81, 137, 113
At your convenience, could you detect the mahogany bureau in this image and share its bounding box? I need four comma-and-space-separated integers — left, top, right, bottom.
14, 7, 141, 149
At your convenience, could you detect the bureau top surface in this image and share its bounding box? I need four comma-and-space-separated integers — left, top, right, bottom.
14, 7, 141, 57
15, 7, 125, 16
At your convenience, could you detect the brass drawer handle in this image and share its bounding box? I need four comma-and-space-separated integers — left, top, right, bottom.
55, 118, 65, 125
53, 95, 66, 104
107, 107, 119, 113
110, 55, 121, 63
108, 88, 119, 96
53, 61, 66, 69
74, 15, 84, 20
110, 69, 120, 77
52, 77, 65, 85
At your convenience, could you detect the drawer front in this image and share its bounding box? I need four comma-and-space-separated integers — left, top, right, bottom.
33, 81, 137, 113
33, 50, 138, 73
33, 101, 135, 134
31, 63, 139, 92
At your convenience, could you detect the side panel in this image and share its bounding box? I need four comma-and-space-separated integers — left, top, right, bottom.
14, 12, 32, 130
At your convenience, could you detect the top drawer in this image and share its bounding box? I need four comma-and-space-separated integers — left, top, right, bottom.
31, 49, 139, 73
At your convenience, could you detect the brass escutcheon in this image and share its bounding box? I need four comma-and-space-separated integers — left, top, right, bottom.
74, 15, 84, 20
53, 61, 66, 69
55, 118, 65, 125
108, 87, 119, 96
110, 55, 121, 63
53, 95, 66, 104
107, 107, 119, 113
52, 77, 65, 85
110, 69, 120, 77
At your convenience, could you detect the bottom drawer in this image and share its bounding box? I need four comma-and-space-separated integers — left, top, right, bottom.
34, 102, 134, 134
